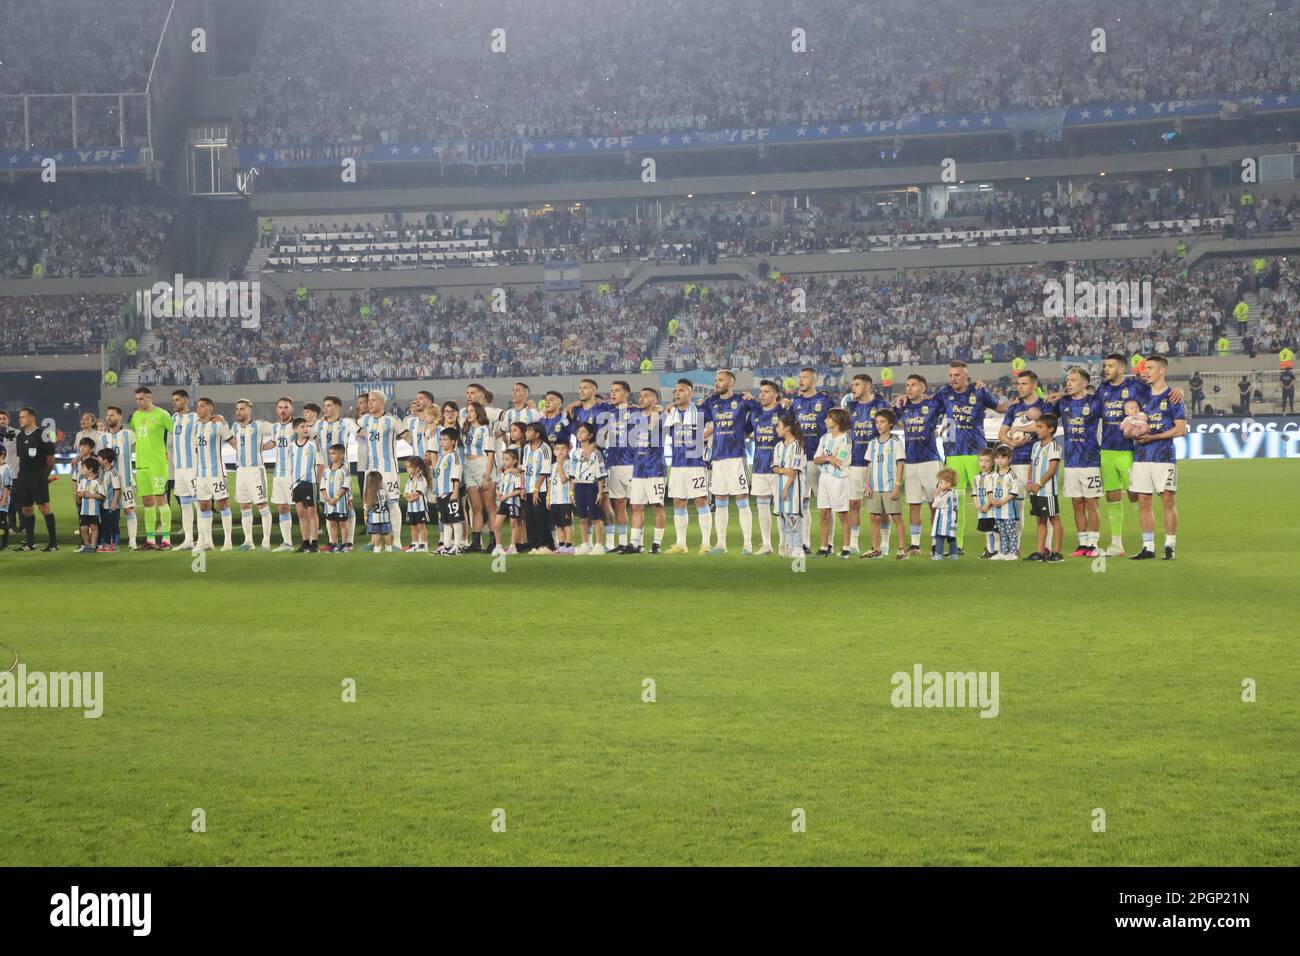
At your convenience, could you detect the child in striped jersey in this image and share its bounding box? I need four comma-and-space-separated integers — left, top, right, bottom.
321, 444, 352, 552
363, 470, 393, 553
1026, 414, 1064, 563
982, 446, 1023, 561
771, 416, 806, 558
403, 455, 431, 552
570, 422, 607, 555
549, 439, 574, 554
492, 449, 525, 555
973, 448, 998, 559
75, 457, 105, 553
930, 468, 960, 560
96, 448, 120, 551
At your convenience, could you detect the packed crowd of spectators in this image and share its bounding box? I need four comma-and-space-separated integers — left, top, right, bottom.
0, 201, 174, 278
126, 254, 1298, 385
0, 294, 126, 354
0, 0, 167, 148
266, 183, 1294, 276
136, 287, 667, 384
660, 255, 1299, 370
236, 0, 1300, 146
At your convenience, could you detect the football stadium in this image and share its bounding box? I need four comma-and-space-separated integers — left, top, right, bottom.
1, 0, 1297, 920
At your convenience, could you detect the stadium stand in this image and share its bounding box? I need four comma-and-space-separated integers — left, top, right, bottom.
235, 0, 1300, 146
0, 201, 174, 278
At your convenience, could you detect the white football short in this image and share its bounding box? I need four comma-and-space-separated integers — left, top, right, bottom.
630, 476, 667, 506
667, 466, 708, 500
904, 460, 940, 505
235, 466, 268, 505
848, 465, 869, 501
270, 475, 294, 505
749, 472, 777, 499
709, 458, 749, 496
174, 467, 197, 499
192, 473, 229, 501
818, 473, 850, 513
1063, 467, 1103, 499
1129, 461, 1177, 495
606, 464, 633, 499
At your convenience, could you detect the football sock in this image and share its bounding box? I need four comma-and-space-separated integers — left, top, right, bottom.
24, 513, 36, 546
44, 512, 56, 544
986, 531, 997, 553
1164, 534, 1176, 549
696, 504, 713, 548
259, 508, 273, 546
736, 497, 752, 549
756, 497, 772, 548
387, 500, 403, 547
801, 502, 812, 547
616, 523, 627, 546
605, 525, 615, 549
673, 507, 688, 545
880, 519, 891, 551
713, 498, 729, 547
653, 526, 664, 546
199, 511, 213, 547
630, 527, 644, 548
278, 513, 293, 546
242, 511, 255, 543
180, 500, 194, 542
850, 523, 860, 551
220, 506, 232, 545
910, 524, 921, 547
126, 511, 138, 546
1142, 531, 1155, 549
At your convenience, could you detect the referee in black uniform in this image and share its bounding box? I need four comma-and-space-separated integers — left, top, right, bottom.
13, 407, 58, 552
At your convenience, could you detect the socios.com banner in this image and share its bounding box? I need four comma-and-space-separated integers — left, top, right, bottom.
1177, 417, 1300, 459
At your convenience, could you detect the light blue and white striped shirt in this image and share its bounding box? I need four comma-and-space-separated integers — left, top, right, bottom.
77, 476, 103, 516
498, 470, 522, 506
501, 405, 540, 451
171, 411, 200, 471
193, 419, 231, 478
931, 488, 959, 538
321, 465, 351, 514
0, 463, 11, 508
462, 423, 490, 457
569, 447, 607, 484
405, 474, 428, 514
271, 420, 295, 478
1030, 438, 1062, 496
548, 458, 572, 505
97, 428, 134, 488
989, 471, 1022, 520
232, 420, 271, 468
522, 442, 552, 493
100, 469, 118, 510
866, 435, 905, 493
289, 440, 318, 484
317, 417, 357, 463
432, 449, 462, 496
773, 440, 805, 515
359, 414, 404, 474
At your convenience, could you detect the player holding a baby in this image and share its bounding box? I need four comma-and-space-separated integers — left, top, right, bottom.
1089, 353, 1184, 556
998, 370, 1054, 554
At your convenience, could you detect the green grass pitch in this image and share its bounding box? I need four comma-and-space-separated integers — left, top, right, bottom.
2, 459, 1297, 866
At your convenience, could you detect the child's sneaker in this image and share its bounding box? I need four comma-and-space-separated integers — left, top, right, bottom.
1045, 551, 1065, 563
979, 550, 996, 559
1024, 551, 1046, 562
